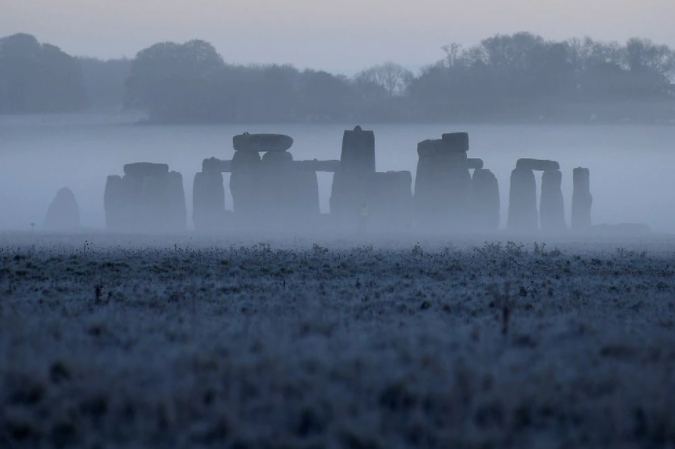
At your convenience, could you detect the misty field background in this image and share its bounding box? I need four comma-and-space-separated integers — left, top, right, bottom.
2, 115, 675, 233
1, 233, 675, 448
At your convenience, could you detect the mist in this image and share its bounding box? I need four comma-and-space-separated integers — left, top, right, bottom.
1, 115, 674, 234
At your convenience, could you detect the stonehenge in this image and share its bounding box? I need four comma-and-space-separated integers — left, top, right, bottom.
572, 167, 592, 230
104, 162, 186, 232
99, 130, 598, 235
44, 187, 80, 230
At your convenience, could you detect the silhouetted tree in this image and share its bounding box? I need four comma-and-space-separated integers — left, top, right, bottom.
78, 57, 131, 111
125, 40, 225, 122
0, 33, 85, 113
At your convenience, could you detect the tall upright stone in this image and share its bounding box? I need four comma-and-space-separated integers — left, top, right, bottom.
290, 167, 321, 222
470, 169, 500, 231
259, 150, 295, 226
367, 171, 413, 230
230, 150, 262, 221
572, 167, 592, 230
414, 133, 471, 230
44, 187, 80, 231
540, 170, 566, 231
104, 175, 126, 231
330, 126, 376, 223
166, 171, 187, 232
193, 171, 226, 232
507, 168, 538, 232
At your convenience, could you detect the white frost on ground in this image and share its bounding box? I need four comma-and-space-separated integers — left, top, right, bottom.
1, 232, 675, 448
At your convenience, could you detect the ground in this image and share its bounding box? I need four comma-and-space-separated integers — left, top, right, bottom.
1, 232, 675, 449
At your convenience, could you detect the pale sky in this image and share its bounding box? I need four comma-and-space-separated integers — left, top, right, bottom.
2, 0, 675, 73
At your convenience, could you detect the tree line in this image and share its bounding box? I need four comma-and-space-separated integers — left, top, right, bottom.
1, 32, 674, 122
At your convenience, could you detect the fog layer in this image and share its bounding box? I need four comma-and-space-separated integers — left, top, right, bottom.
1, 116, 673, 232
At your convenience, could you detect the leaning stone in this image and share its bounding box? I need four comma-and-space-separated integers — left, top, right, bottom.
507, 168, 538, 232
44, 187, 80, 230
516, 159, 560, 172
441, 132, 469, 152
123, 162, 169, 177
233, 133, 293, 152
540, 170, 566, 231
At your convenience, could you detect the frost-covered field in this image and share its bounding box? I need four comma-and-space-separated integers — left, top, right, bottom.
1, 232, 675, 449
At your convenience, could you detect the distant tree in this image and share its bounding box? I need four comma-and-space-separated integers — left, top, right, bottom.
78, 57, 131, 111
125, 40, 225, 122
0, 33, 85, 113
296, 70, 355, 121
354, 62, 413, 98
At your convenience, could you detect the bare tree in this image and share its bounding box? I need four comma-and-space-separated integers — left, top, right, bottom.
353, 62, 413, 97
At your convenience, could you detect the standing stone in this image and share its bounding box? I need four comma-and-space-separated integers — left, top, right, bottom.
166, 171, 187, 232
330, 126, 376, 223
507, 168, 538, 232
140, 174, 170, 232
540, 170, 566, 231
470, 169, 500, 231
104, 175, 126, 231
259, 151, 295, 226
572, 167, 592, 230
414, 138, 471, 230
367, 171, 413, 231
193, 171, 226, 232
230, 150, 262, 221
291, 168, 321, 221
44, 187, 80, 230
121, 174, 145, 231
